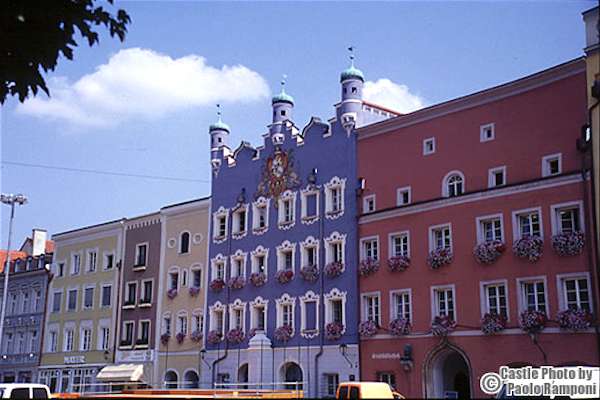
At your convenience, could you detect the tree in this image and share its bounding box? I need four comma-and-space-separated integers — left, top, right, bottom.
0, 0, 131, 104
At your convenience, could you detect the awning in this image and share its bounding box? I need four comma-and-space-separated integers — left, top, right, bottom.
96, 364, 144, 382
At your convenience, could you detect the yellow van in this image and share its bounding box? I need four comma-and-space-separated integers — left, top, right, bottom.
336, 382, 404, 399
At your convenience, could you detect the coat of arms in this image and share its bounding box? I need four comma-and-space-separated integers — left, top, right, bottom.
256, 149, 301, 204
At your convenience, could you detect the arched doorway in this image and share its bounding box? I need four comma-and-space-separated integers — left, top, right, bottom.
238, 364, 249, 389
164, 370, 178, 389
425, 345, 472, 398
183, 370, 199, 388
281, 362, 303, 391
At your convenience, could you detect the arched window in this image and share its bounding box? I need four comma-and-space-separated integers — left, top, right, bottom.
180, 232, 190, 254
443, 172, 465, 197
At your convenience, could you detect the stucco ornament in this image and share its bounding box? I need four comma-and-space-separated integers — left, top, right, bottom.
473, 240, 506, 265
226, 327, 245, 344
387, 255, 410, 272
481, 312, 507, 334
512, 235, 543, 262
274, 325, 293, 342
556, 308, 593, 331
255, 149, 301, 205
519, 309, 547, 334
389, 317, 411, 336
358, 320, 378, 337
431, 315, 456, 336
325, 322, 344, 340
552, 231, 585, 256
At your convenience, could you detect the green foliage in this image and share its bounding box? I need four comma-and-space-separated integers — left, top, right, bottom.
0, 0, 131, 104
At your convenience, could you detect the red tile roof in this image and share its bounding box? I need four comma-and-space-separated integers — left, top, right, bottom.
0, 250, 28, 273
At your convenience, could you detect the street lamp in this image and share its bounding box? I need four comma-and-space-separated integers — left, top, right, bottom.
0, 193, 28, 346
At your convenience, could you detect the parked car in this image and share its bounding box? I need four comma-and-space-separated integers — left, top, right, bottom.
0, 384, 51, 399
336, 382, 404, 399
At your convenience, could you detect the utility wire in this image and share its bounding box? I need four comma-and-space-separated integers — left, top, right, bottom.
1, 160, 209, 183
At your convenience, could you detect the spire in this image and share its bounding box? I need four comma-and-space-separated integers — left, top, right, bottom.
209, 103, 230, 132
272, 74, 295, 105
340, 45, 364, 83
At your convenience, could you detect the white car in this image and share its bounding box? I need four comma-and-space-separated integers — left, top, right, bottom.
0, 384, 51, 399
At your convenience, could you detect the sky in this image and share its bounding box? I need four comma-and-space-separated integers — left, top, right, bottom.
0, 0, 596, 246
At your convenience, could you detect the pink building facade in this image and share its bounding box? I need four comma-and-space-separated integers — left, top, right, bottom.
356, 58, 599, 398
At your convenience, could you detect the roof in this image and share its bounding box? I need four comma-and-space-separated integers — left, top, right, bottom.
340, 65, 365, 82
0, 250, 27, 273
272, 90, 295, 105
209, 120, 230, 132
19, 237, 54, 254
362, 100, 402, 116
161, 196, 211, 210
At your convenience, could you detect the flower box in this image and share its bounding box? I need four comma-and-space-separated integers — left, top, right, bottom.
427, 248, 453, 269
325, 261, 344, 278
556, 308, 593, 331
176, 332, 186, 344
167, 288, 177, 299
188, 286, 200, 297
358, 320, 378, 337
207, 330, 222, 345
276, 269, 294, 284
160, 333, 170, 345
250, 271, 266, 287
431, 315, 456, 336
209, 278, 225, 292
274, 325, 293, 342
190, 330, 203, 342
227, 276, 246, 290
359, 258, 379, 277
300, 265, 319, 282
247, 328, 258, 339
387, 255, 410, 272
226, 328, 245, 344
512, 235, 543, 262
481, 312, 507, 335
389, 317, 411, 336
552, 231, 585, 256
325, 322, 344, 340
519, 309, 547, 334
473, 240, 505, 265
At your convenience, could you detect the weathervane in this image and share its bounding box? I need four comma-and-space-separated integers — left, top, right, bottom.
348, 46, 355, 67
281, 74, 287, 93
216, 103, 222, 122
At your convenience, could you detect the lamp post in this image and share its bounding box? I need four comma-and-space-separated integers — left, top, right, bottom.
0, 193, 28, 347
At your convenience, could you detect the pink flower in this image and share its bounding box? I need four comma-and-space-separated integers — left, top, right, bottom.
519, 309, 547, 333
207, 330, 222, 345
481, 312, 506, 334
325, 322, 344, 340
512, 235, 543, 262
209, 278, 225, 292
431, 315, 456, 336
552, 232, 585, 256
167, 288, 178, 299
274, 325, 293, 342
387, 255, 410, 272
556, 308, 593, 331
250, 272, 266, 287
160, 333, 170, 345
389, 318, 411, 336
359, 258, 379, 277
300, 265, 319, 282
227, 276, 246, 290
427, 248, 453, 269
188, 286, 200, 297
276, 269, 294, 284
226, 328, 245, 344
190, 330, 203, 342
325, 261, 344, 278
358, 320, 378, 337
473, 240, 505, 265
176, 332, 186, 343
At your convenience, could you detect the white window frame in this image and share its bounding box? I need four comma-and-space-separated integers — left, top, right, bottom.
162, 313, 172, 336
556, 272, 593, 312
229, 250, 247, 278
250, 296, 269, 333
389, 289, 412, 322
192, 309, 204, 334
82, 285, 95, 310
102, 251, 115, 271
396, 186, 411, 206
479, 279, 510, 320
232, 204, 249, 239
324, 231, 346, 265
324, 288, 347, 331
209, 302, 226, 335
442, 170, 465, 197
361, 291, 381, 325
360, 235, 379, 261
276, 240, 296, 272
190, 264, 203, 289
100, 284, 112, 308
276, 293, 296, 335
431, 284, 456, 321
86, 249, 98, 273
140, 278, 153, 305
63, 327, 75, 352
179, 231, 191, 254
488, 166, 506, 188
137, 319, 151, 346
177, 311, 189, 335
516, 276, 549, 314
480, 123, 495, 142
252, 197, 270, 233
550, 201, 584, 235
121, 320, 135, 347
512, 207, 543, 240
278, 190, 297, 229
124, 281, 137, 307
210, 254, 227, 282
71, 252, 82, 275
79, 325, 92, 352
475, 213, 504, 244
428, 223, 452, 252
324, 177, 346, 219
299, 291, 319, 338
212, 206, 229, 243
228, 299, 247, 332
300, 236, 320, 268
250, 245, 269, 276
134, 242, 148, 269
300, 186, 320, 224
363, 195, 376, 213
423, 137, 435, 155
388, 231, 410, 258
66, 288, 78, 312
542, 153, 562, 177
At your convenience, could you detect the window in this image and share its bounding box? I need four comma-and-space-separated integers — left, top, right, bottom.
480, 123, 495, 142
396, 187, 411, 206
163, 315, 172, 335
325, 374, 339, 397
279, 193, 296, 226
230, 252, 246, 277
9, 293, 17, 315
34, 289, 42, 312
423, 137, 435, 155
17, 331, 25, 354
514, 209, 542, 239
87, 251, 97, 272
377, 372, 396, 389
64, 329, 74, 352
391, 290, 411, 321
331, 299, 343, 324
30, 330, 38, 352
141, 280, 152, 304
52, 292, 62, 313
477, 215, 503, 243
48, 331, 57, 352
253, 304, 266, 331
169, 271, 179, 291
100, 327, 110, 350
430, 224, 451, 251
101, 285, 112, 307
232, 207, 248, 236
282, 304, 293, 326
444, 173, 464, 197
232, 307, 244, 330
276, 294, 296, 332
482, 282, 508, 318
433, 286, 455, 319
363, 293, 380, 324
67, 289, 78, 312
178, 314, 188, 335
363, 195, 376, 213
560, 275, 591, 311
122, 321, 134, 346
71, 254, 81, 275
253, 198, 270, 232
80, 328, 92, 351
180, 232, 190, 254
138, 320, 150, 345
542, 153, 562, 177
125, 282, 137, 306
104, 253, 114, 270
22, 291, 30, 313
552, 202, 583, 235
214, 309, 224, 335
214, 260, 225, 280
216, 215, 227, 238
362, 237, 379, 260
192, 313, 203, 333
330, 187, 342, 213
301, 190, 319, 222
277, 241, 296, 272
135, 243, 148, 267
192, 268, 202, 288
520, 279, 546, 312
389, 232, 409, 257
488, 166, 506, 188
84, 287, 94, 309
3, 332, 13, 354
325, 177, 346, 216
57, 262, 65, 277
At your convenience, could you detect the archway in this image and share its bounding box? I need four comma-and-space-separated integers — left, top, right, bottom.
281, 362, 303, 391
425, 345, 472, 398
238, 364, 249, 389
164, 370, 178, 389
183, 370, 199, 388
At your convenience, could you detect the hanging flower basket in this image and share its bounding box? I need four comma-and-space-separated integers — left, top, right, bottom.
473, 240, 506, 265
431, 315, 456, 336
207, 330, 222, 345
209, 278, 225, 292
325, 322, 344, 340
176, 332, 186, 344
276, 269, 294, 284
190, 330, 203, 342
167, 288, 178, 299
189, 286, 200, 297
556, 308, 593, 331
358, 320, 378, 337
226, 328, 245, 344
160, 333, 170, 345
274, 325, 293, 342
325, 261, 344, 278
389, 317, 411, 336
247, 328, 258, 339
427, 248, 453, 269
481, 312, 507, 335
300, 265, 319, 282
387, 255, 410, 272
519, 309, 547, 334
250, 271, 266, 287
359, 258, 379, 277
512, 235, 543, 262
552, 232, 585, 256
227, 276, 246, 290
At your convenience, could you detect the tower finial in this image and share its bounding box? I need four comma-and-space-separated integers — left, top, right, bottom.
348, 46, 355, 67
216, 103, 222, 122
280, 74, 287, 93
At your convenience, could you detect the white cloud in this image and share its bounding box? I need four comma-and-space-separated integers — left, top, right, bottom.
16, 48, 270, 127
363, 78, 425, 114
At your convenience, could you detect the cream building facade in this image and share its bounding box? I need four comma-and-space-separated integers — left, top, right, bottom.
38, 219, 124, 393
155, 198, 211, 388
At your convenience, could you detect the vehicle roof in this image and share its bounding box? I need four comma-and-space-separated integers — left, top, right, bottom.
0, 384, 48, 388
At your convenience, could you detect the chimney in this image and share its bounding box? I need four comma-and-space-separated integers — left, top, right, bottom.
32, 229, 47, 256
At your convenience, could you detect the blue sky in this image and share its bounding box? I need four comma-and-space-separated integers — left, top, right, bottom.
0, 0, 595, 245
